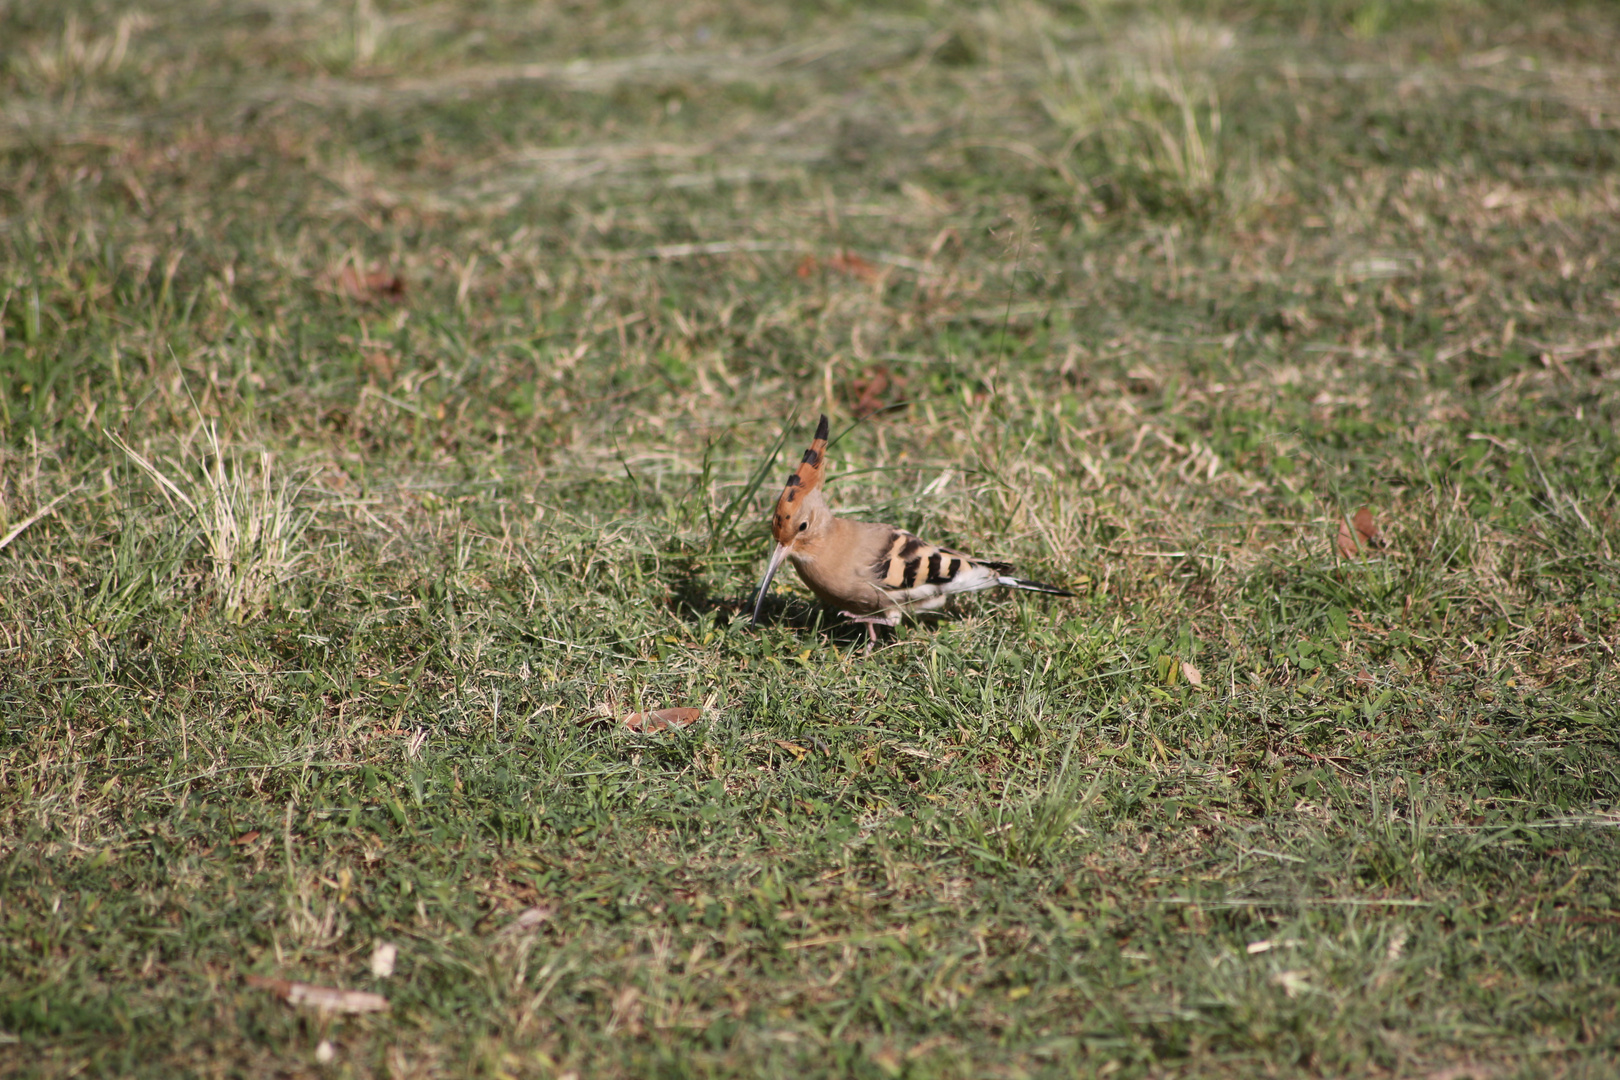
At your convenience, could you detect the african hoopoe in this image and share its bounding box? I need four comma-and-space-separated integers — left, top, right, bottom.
750, 415, 1074, 642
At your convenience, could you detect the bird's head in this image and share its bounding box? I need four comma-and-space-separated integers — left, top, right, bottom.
752, 414, 832, 622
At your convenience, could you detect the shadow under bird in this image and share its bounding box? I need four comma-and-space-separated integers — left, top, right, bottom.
750, 415, 1075, 642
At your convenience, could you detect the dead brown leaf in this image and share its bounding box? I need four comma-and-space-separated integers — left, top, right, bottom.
362, 348, 398, 383
335, 263, 406, 304
795, 254, 819, 278
1354, 507, 1379, 545
826, 249, 881, 282
245, 974, 389, 1014
1336, 506, 1383, 558
622, 707, 703, 733
849, 365, 904, 417
230, 830, 260, 846
1180, 661, 1204, 687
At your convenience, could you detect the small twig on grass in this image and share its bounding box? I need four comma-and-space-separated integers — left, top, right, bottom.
643, 240, 797, 260
245, 974, 389, 1014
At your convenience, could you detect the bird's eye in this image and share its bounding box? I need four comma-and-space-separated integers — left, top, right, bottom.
798, 521, 807, 531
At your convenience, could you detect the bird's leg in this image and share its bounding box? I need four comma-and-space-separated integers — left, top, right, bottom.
839, 610, 899, 649
838, 610, 900, 627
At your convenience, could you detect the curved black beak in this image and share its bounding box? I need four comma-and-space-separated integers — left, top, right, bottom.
750, 543, 793, 625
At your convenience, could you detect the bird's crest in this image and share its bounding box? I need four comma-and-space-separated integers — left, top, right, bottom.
770, 414, 830, 544
784, 413, 828, 497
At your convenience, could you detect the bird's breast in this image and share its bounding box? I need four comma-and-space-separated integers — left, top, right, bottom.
789, 547, 886, 614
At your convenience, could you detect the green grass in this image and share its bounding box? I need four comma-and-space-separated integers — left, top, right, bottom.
3, 1, 1619, 1076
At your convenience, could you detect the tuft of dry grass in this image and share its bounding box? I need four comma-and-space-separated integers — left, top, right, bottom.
107, 423, 313, 623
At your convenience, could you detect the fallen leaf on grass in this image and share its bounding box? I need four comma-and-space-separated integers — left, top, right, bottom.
774, 740, 810, 761
849, 365, 906, 418
1335, 506, 1383, 558
1157, 654, 1205, 687
851, 366, 889, 416
622, 707, 703, 733
362, 348, 398, 383
496, 905, 556, 937
245, 974, 389, 1014
334, 263, 406, 304
230, 831, 260, 846
826, 249, 882, 282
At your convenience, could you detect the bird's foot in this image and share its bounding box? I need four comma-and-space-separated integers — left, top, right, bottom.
838, 610, 900, 650
838, 610, 901, 626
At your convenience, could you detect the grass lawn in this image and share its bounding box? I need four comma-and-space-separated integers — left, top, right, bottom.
3, 1, 1619, 1076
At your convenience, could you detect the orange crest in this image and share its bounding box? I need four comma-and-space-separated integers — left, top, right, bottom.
770, 414, 829, 544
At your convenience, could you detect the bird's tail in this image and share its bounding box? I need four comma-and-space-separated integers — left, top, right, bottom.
996, 574, 1075, 597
